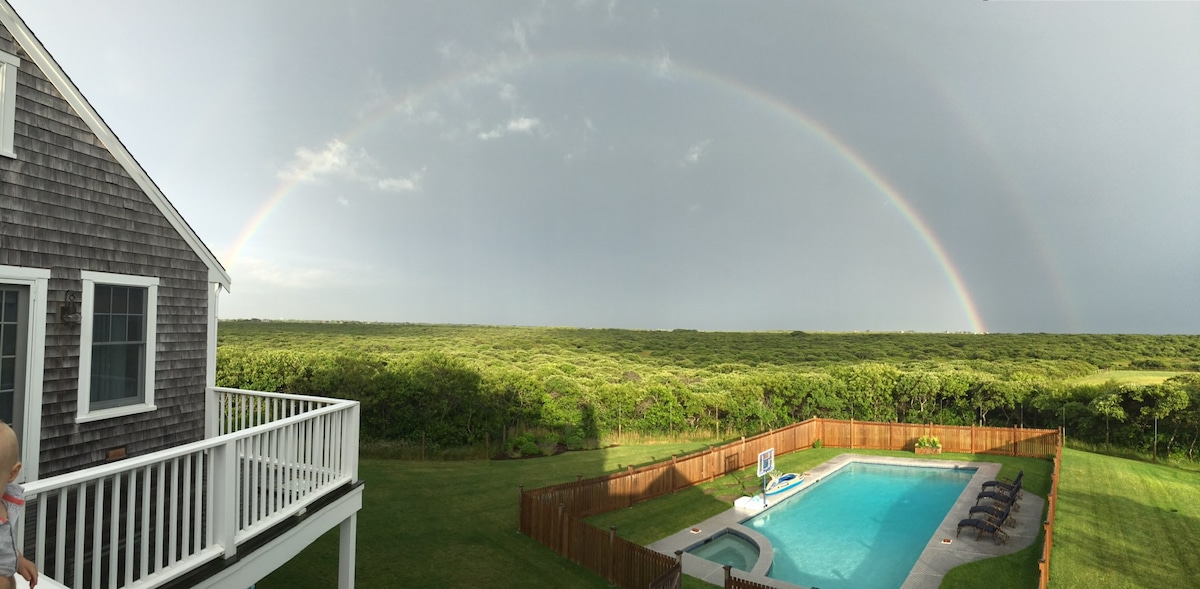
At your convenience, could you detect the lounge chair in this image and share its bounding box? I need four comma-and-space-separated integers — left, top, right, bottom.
981, 470, 1024, 499
968, 504, 1016, 527
976, 488, 1020, 511
956, 518, 1010, 544
977, 477, 1021, 504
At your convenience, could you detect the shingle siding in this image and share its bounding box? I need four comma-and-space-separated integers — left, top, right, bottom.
0, 22, 212, 478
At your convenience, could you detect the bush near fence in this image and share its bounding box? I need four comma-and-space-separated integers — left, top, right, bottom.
519, 417, 1061, 589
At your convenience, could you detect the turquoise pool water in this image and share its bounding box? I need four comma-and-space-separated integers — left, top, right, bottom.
746, 462, 975, 589
686, 531, 759, 572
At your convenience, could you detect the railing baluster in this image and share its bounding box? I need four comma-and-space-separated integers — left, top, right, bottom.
285, 424, 295, 505
243, 437, 252, 530
155, 462, 164, 572
55, 490, 66, 582
109, 473, 120, 589
194, 452, 204, 552
141, 465, 150, 580
169, 459, 180, 566
34, 490, 47, 578
182, 455, 192, 560
74, 483, 85, 588
126, 470, 136, 586
92, 478, 103, 589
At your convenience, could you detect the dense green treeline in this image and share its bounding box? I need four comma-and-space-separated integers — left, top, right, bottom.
216, 321, 1200, 460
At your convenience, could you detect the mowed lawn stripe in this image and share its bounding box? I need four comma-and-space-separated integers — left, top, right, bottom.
1051, 448, 1200, 588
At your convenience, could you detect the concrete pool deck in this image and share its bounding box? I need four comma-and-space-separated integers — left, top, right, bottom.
648, 454, 1044, 589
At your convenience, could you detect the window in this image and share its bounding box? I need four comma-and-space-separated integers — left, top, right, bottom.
78, 271, 158, 422
0, 50, 18, 158
0, 287, 27, 426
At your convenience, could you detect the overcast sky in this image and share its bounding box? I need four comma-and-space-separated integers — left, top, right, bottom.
11, 1, 1199, 333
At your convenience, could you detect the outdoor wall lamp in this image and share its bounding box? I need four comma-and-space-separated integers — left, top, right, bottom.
59, 291, 81, 325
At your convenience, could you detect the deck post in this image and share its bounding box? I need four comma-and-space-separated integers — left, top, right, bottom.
338, 513, 358, 589
212, 439, 238, 558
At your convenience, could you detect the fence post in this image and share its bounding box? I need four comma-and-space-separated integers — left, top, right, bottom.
558, 502, 566, 556
850, 418, 854, 449
609, 526, 617, 584
518, 486, 525, 532
1013, 425, 1019, 456
671, 455, 678, 493
724, 564, 733, 585
628, 466, 635, 507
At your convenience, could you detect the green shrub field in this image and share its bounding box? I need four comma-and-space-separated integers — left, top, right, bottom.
217, 321, 1200, 461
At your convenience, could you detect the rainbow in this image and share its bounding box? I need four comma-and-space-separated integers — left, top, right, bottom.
227, 52, 987, 333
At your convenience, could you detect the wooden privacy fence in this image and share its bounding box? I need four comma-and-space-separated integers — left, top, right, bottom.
1039, 437, 1064, 588
519, 418, 1060, 589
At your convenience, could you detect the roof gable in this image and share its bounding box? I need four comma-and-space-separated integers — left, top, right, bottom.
0, 1, 231, 290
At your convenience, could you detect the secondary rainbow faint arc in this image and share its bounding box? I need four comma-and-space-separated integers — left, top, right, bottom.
227, 52, 987, 333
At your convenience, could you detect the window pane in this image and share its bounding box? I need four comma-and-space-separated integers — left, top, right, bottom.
1, 291, 15, 323
128, 288, 144, 315
111, 315, 127, 343
111, 287, 128, 314
93, 315, 110, 343
0, 391, 11, 425
94, 286, 111, 314
90, 343, 142, 404
127, 316, 142, 342
0, 358, 12, 391
1, 325, 14, 356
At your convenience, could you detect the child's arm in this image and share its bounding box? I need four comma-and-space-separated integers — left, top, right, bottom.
15, 552, 34, 589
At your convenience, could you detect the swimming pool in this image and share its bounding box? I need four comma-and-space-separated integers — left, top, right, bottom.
746, 462, 975, 589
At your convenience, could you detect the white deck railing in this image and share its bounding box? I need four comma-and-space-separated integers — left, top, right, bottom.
19, 387, 360, 589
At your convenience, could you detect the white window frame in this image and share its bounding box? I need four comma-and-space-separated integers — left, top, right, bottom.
0, 265, 49, 483
77, 271, 158, 423
0, 49, 18, 159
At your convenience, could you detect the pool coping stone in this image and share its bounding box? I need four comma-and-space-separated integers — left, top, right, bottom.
648, 453, 1044, 589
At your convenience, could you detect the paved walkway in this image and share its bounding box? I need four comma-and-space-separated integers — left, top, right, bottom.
648, 454, 1043, 589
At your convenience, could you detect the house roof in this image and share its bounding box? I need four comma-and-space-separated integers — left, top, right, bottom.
0, 1, 232, 290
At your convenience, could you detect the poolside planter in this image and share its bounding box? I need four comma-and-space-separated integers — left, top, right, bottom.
915, 447, 942, 455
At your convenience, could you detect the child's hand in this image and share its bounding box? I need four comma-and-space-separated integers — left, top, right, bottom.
16, 554, 35, 588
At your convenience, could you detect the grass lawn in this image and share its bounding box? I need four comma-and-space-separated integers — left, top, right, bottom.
1068, 370, 1185, 386
257, 443, 1200, 589
256, 442, 711, 588
1049, 448, 1200, 588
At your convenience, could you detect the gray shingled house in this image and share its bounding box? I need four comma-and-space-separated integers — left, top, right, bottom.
0, 3, 362, 588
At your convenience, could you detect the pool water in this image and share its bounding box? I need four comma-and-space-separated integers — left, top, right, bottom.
686, 531, 759, 572
746, 462, 975, 589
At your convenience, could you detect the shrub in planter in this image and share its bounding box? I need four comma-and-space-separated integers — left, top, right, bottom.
915, 435, 942, 454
